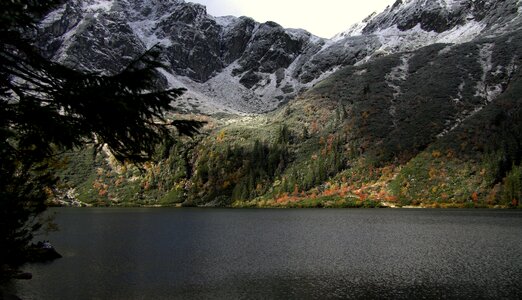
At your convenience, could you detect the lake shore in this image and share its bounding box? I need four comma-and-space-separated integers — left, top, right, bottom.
48, 200, 516, 209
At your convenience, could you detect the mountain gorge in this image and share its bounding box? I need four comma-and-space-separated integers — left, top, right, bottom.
43, 0, 522, 208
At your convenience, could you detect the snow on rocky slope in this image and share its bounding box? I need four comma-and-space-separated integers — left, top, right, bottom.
37, 0, 522, 115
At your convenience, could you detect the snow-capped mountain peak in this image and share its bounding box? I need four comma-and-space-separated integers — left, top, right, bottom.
37, 0, 522, 115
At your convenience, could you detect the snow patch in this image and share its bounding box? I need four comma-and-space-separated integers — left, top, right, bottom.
128, 19, 172, 48
401, 0, 420, 9
54, 22, 85, 63
328, 0, 488, 68
48, 1, 117, 61
387, 54, 412, 83
385, 53, 413, 127
486, 84, 503, 101
332, 12, 378, 40
339, 22, 367, 38
371, 20, 485, 58
475, 43, 494, 100
334, 22, 367, 39
40, 5, 66, 27
435, 21, 485, 44
451, 81, 465, 103
438, 0, 462, 10
438, 45, 454, 55
214, 15, 237, 28
338, 15, 486, 66
374, 24, 437, 56
437, 104, 485, 138
309, 66, 342, 86
83, 0, 114, 12
474, 43, 508, 103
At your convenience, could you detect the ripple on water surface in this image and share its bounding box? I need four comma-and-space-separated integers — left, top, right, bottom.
4, 208, 522, 299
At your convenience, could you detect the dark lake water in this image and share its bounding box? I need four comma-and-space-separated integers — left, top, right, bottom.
3, 208, 522, 299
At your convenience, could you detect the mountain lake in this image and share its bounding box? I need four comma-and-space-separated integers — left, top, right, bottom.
3, 208, 522, 299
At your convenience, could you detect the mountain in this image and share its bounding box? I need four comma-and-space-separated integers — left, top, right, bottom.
43, 0, 522, 208
37, 0, 522, 114
37, 0, 325, 113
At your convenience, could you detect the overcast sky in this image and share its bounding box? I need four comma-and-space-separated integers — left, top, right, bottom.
187, 0, 396, 38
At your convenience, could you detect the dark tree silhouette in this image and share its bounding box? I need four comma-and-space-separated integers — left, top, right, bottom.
0, 0, 203, 268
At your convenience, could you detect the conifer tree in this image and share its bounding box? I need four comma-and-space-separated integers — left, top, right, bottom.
1, 0, 203, 267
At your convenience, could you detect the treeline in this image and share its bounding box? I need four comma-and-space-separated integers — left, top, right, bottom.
188, 126, 290, 205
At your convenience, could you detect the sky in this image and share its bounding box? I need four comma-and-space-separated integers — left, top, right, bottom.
187, 0, 397, 38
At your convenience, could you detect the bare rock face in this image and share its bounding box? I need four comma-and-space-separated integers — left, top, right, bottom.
361, 0, 521, 34
37, 0, 326, 113
220, 17, 256, 65
37, 0, 522, 114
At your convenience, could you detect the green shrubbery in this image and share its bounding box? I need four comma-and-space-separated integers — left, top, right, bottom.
501, 165, 522, 207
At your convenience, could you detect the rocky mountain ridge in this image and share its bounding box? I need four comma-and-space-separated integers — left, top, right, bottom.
37, 0, 522, 114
